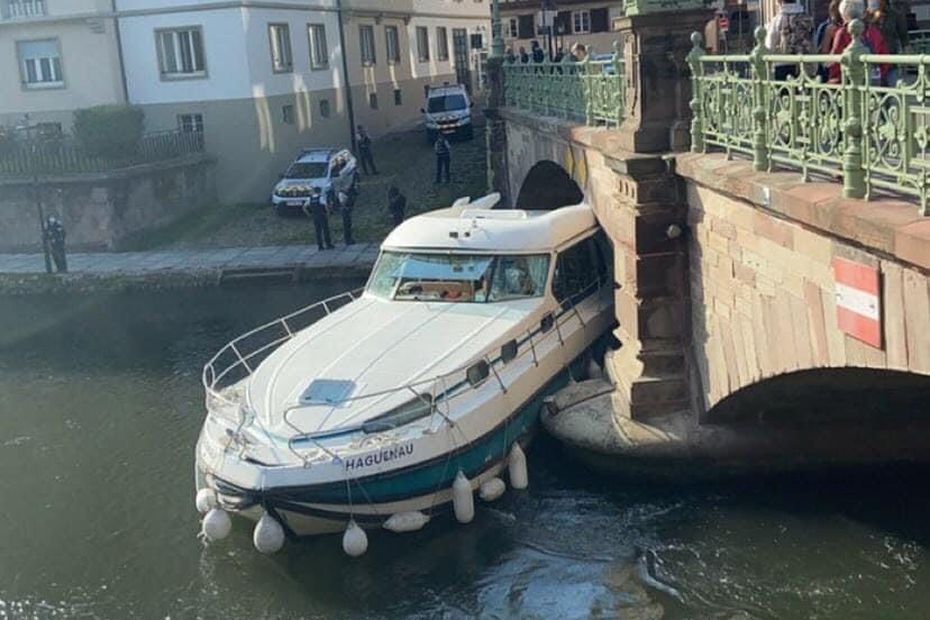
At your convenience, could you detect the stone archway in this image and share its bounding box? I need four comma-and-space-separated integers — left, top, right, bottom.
512, 160, 583, 211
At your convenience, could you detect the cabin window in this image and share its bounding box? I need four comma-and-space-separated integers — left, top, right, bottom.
367, 251, 550, 303
467, 360, 490, 386
552, 236, 602, 306
501, 339, 518, 363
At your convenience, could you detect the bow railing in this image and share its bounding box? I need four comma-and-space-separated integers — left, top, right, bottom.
688, 21, 930, 215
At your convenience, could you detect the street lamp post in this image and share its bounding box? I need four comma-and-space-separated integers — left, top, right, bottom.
23, 115, 52, 274
491, 0, 504, 58
541, 0, 556, 60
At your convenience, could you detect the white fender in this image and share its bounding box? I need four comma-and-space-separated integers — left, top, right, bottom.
201, 507, 231, 541
383, 511, 430, 533
479, 477, 506, 502
253, 512, 286, 554
509, 444, 528, 490
195, 488, 217, 514
452, 470, 475, 524
342, 519, 368, 557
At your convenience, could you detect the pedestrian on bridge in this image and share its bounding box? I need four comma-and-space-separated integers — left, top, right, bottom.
765, 0, 814, 80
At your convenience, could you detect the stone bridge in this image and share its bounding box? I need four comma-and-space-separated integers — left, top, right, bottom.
484, 12, 930, 470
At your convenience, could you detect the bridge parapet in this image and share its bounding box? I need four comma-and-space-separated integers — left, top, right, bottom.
689, 21, 930, 214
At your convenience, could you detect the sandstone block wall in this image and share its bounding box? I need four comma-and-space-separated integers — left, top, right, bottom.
687, 183, 930, 414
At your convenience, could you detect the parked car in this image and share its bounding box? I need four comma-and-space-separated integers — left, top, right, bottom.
422, 83, 473, 142
271, 148, 358, 216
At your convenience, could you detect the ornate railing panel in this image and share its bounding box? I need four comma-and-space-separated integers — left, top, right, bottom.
502, 47, 626, 127
689, 22, 930, 215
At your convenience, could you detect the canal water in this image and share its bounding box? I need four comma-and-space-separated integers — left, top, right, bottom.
1, 282, 929, 619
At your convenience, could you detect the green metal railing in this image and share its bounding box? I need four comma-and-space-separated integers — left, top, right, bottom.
910, 29, 930, 55
688, 21, 930, 215
0, 129, 205, 178
502, 45, 626, 126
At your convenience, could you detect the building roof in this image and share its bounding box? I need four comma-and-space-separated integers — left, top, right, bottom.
382, 193, 597, 253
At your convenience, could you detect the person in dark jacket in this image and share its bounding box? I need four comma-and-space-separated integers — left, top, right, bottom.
531, 40, 544, 63
304, 191, 334, 250
43, 216, 67, 272
518, 46, 529, 63
355, 124, 378, 175
336, 188, 355, 245
387, 185, 407, 226
434, 135, 451, 184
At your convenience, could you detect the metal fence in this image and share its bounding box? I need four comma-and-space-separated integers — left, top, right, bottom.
0, 129, 205, 178
689, 21, 930, 215
502, 46, 626, 127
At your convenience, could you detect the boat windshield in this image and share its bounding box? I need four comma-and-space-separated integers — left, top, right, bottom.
367, 252, 550, 302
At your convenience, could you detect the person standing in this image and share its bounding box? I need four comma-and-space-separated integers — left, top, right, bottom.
870, 0, 910, 53
828, 0, 889, 83
765, 0, 814, 80
305, 191, 334, 250
518, 46, 529, 63
387, 185, 407, 226
355, 125, 378, 175
43, 216, 67, 273
434, 134, 451, 184
337, 188, 355, 246
570, 42, 587, 62
531, 40, 545, 63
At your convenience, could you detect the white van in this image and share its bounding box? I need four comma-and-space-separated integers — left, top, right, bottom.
422, 83, 473, 142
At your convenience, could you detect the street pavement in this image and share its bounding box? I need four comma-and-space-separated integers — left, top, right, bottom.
0, 243, 379, 277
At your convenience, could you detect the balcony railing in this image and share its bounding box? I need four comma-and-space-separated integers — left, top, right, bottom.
0, 129, 205, 178
502, 45, 626, 127
688, 21, 930, 215
3, 0, 46, 19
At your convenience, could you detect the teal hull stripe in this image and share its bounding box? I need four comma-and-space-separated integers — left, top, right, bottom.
217, 370, 570, 507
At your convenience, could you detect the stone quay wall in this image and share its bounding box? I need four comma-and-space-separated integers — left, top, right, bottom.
0, 155, 216, 252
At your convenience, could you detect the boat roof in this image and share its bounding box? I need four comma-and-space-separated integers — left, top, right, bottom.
382, 193, 596, 253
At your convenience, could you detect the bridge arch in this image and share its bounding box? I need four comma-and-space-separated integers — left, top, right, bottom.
513, 160, 583, 211
705, 367, 930, 425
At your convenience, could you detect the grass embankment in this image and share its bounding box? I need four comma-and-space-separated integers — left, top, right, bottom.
124, 128, 488, 251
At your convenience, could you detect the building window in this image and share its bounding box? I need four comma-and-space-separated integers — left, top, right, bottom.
572, 10, 591, 34
385, 25, 400, 64
369, 92, 378, 109
17, 39, 63, 88
507, 17, 518, 38
308, 23, 328, 69
319, 98, 330, 118
282, 104, 295, 124
269, 23, 293, 72
416, 26, 429, 61
178, 113, 204, 134
359, 25, 376, 65
394, 88, 402, 106
436, 27, 449, 61
156, 27, 205, 78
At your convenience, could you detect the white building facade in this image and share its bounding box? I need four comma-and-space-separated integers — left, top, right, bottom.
3, 0, 491, 202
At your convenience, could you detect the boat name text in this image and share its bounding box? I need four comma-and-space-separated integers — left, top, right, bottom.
344, 442, 414, 471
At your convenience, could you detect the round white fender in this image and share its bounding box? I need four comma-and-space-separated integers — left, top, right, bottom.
383, 511, 430, 533
253, 512, 286, 554
509, 444, 528, 490
452, 470, 475, 524
342, 519, 368, 557
195, 488, 217, 514
479, 477, 506, 502
201, 507, 232, 541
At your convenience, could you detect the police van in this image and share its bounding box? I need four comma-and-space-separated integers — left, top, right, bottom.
421, 83, 473, 142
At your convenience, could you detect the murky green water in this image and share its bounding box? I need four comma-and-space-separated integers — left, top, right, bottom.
1, 283, 929, 619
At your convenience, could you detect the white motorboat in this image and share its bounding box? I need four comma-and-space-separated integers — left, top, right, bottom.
194, 193, 615, 554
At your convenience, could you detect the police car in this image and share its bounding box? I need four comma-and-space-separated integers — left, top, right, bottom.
422, 83, 473, 142
271, 148, 358, 216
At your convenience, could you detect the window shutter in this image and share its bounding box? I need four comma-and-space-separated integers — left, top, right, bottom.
554, 11, 571, 35
590, 8, 609, 33
517, 14, 534, 39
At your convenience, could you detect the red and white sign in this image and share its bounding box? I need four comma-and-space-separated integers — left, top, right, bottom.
832, 257, 882, 348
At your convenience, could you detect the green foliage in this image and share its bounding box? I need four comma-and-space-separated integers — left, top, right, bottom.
72, 105, 145, 160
